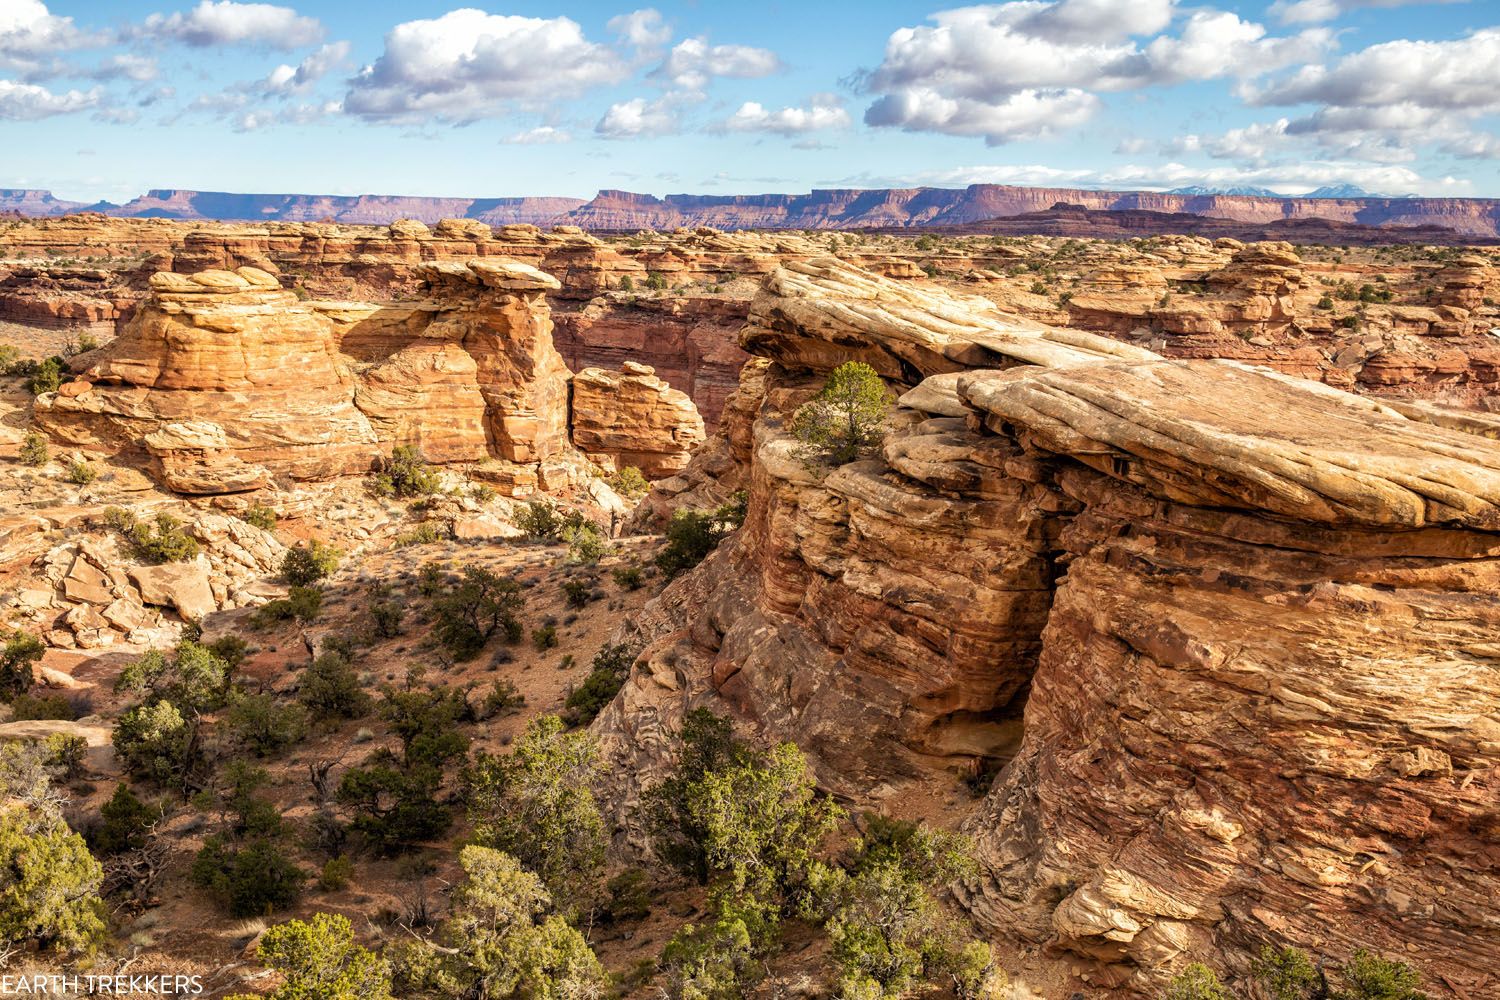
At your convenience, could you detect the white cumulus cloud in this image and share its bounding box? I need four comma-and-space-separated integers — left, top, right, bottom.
345, 10, 627, 122
264, 40, 349, 94
653, 36, 781, 95
596, 96, 679, 138
142, 1, 324, 48
724, 96, 851, 135
0, 78, 100, 119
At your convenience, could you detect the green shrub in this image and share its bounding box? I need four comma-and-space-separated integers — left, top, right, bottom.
320, 855, 355, 891
372, 445, 441, 498
0, 629, 44, 702
297, 650, 371, 722
531, 624, 558, 650
0, 806, 106, 957
463, 715, 605, 912
370, 600, 404, 638
227, 690, 308, 756
18, 431, 48, 466
92, 783, 161, 855
476, 679, 525, 720
65, 459, 97, 485
659, 916, 757, 1000
645, 710, 747, 882
336, 677, 469, 853
645, 271, 669, 291
112, 700, 197, 786
249, 912, 392, 1000
1165, 964, 1234, 1000
609, 465, 649, 498
107, 511, 201, 564
252, 585, 324, 626
282, 540, 340, 586
654, 492, 747, 578
561, 578, 595, 608
9, 692, 75, 720
619, 275, 635, 291
790, 361, 891, 466
430, 564, 525, 660
395, 521, 446, 547
602, 867, 653, 924
191, 835, 307, 917
25, 357, 63, 395
240, 505, 277, 531
116, 640, 231, 714
1335, 949, 1429, 1000
564, 519, 609, 564
469, 482, 497, 503
393, 847, 605, 1000
611, 564, 644, 590
564, 643, 636, 726
515, 499, 562, 539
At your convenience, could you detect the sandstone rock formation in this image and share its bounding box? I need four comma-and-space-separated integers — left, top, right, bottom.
28, 259, 653, 496
600, 258, 1500, 996
570, 362, 705, 478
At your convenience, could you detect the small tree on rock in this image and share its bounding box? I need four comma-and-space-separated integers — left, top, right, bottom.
789, 361, 891, 466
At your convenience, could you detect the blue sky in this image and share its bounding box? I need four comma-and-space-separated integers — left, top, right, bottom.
1, 0, 1496, 203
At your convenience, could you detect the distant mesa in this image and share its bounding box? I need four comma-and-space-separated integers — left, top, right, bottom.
0, 182, 1496, 237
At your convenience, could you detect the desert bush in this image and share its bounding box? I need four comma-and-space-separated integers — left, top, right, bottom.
372, 445, 441, 499
530, 624, 558, 650
644, 709, 747, 882
252, 585, 324, 626
65, 459, 97, 484
18, 431, 48, 466
282, 540, 340, 586
298, 650, 371, 722
105, 510, 202, 563
0, 805, 106, 957
609, 465, 649, 498
112, 700, 197, 786
191, 835, 306, 917
243, 912, 393, 1000
1165, 965, 1235, 1000
91, 783, 162, 855
25, 357, 63, 395
320, 855, 355, 891
790, 361, 891, 466
474, 679, 525, 720
560, 578, 595, 608
226, 690, 308, 756
515, 500, 562, 539
430, 564, 525, 660
820, 817, 997, 1000
0, 628, 44, 701
611, 564, 644, 590
9, 692, 76, 721
395, 522, 447, 548
240, 505, 277, 530
463, 715, 605, 912
117, 639, 233, 713
563, 643, 636, 726
654, 491, 747, 578
336, 677, 470, 853
645, 271, 669, 291
564, 519, 609, 564
658, 917, 758, 1000
370, 600, 404, 638
394, 848, 605, 997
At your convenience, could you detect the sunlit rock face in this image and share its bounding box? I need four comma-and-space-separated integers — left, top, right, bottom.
599, 258, 1500, 995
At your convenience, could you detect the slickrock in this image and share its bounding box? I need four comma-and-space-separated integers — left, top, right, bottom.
570, 362, 705, 478
603, 259, 1500, 995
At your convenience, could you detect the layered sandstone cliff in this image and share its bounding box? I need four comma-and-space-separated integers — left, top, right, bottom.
29, 259, 700, 495
599, 259, 1500, 995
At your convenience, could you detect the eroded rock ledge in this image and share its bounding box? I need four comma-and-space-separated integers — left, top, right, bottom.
600, 258, 1500, 994
31, 261, 702, 495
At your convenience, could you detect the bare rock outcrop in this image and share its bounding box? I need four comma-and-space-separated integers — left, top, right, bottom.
570, 362, 705, 478
29, 259, 634, 496
601, 258, 1500, 996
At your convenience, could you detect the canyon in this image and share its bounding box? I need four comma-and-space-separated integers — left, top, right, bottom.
1, 218, 1498, 997
5, 183, 1500, 238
